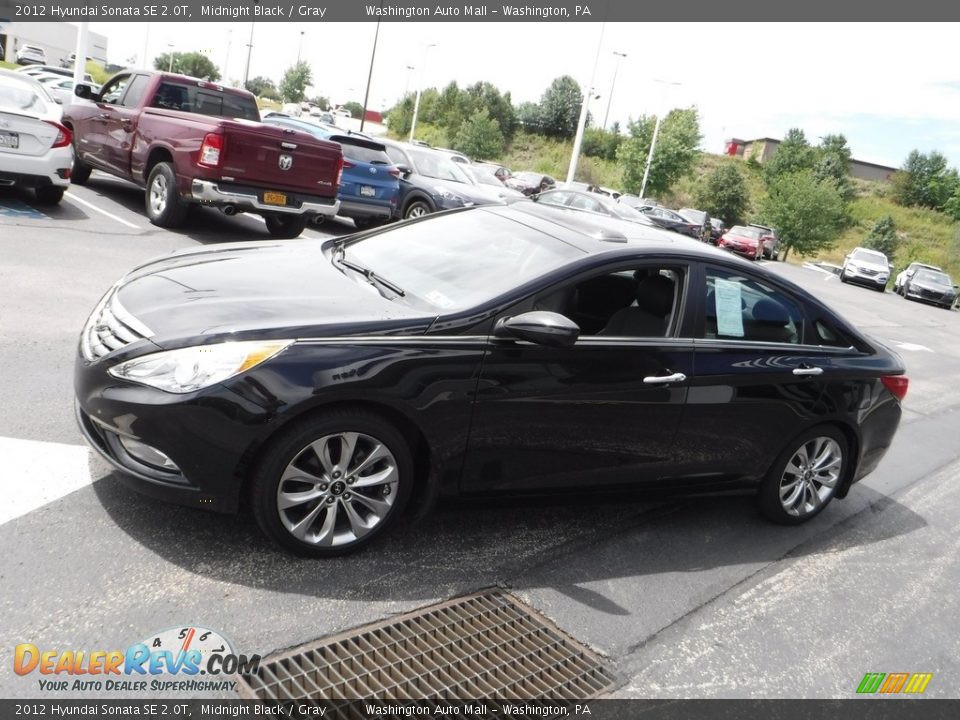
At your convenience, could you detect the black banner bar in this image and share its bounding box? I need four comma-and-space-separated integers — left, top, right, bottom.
3, 0, 960, 22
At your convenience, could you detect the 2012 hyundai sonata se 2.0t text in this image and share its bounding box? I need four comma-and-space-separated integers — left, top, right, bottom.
75, 203, 908, 556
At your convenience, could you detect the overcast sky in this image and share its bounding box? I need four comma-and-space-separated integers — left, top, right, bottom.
84, 21, 960, 168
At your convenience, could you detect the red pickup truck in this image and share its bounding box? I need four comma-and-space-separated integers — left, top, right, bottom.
63, 71, 342, 238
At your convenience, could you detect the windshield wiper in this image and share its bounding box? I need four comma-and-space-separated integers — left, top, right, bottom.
336, 256, 406, 298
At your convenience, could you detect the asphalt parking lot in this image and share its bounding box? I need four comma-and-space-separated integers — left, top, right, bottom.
2, 177, 959, 699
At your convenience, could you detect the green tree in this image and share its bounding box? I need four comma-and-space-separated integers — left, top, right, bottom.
862, 215, 899, 258
892, 150, 959, 209
244, 76, 276, 98
759, 170, 846, 260
342, 101, 364, 118
466, 81, 515, 140
515, 101, 542, 132
617, 107, 702, 197
538, 76, 583, 139
453, 108, 505, 159
581, 127, 622, 161
764, 128, 815, 182
696, 163, 749, 225
310, 96, 330, 110
153, 51, 220, 82
278, 61, 312, 103
815, 133, 853, 200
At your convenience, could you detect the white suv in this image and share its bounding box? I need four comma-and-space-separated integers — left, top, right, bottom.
15, 44, 47, 66
0, 71, 73, 204
840, 247, 890, 292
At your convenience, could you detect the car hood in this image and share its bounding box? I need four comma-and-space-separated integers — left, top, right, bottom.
850, 258, 888, 272
911, 279, 954, 292
114, 241, 435, 347
419, 176, 503, 204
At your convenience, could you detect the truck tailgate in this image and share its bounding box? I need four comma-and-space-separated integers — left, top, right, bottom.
220, 121, 340, 197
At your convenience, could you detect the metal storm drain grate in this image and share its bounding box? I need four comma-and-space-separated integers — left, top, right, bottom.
238, 589, 613, 705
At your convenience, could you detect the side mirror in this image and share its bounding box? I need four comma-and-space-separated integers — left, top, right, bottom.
74, 83, 93, 100
395, 164, 412, 178
494, 311, 580, 348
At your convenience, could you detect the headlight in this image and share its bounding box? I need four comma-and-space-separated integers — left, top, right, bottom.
108, 340, 292, 394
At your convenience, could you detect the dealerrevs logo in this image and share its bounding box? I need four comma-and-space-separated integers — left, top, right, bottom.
14, 626, 260, 693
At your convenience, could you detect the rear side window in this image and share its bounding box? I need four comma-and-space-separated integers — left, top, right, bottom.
150, 82, 259, 121
703, 267, 804, 345
383, 145, 409, 167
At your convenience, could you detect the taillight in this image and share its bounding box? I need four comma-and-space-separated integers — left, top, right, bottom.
342, 159, 355, 170
44, 121, 72, 149
881, 375, 909, 401
197, 133, 224, 167
334, 154, 344, 189
387, 166, 401, 179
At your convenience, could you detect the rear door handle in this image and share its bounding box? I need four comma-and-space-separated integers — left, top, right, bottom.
643, 372, 687, 385
792, 366, 824, 376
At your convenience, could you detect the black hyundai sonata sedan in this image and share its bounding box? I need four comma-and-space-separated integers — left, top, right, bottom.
75, 202, 908, 556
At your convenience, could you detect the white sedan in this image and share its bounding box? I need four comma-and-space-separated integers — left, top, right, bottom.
0, 70, 73, 204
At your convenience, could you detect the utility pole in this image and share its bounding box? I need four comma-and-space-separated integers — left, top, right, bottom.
72, 22, 89, 87
408, 43, 436, 143
639, 80, 681, 199
223, 29, 232, 82
243, 22, 255, 86
296, 31, 305, 64
566, 21, 606, 185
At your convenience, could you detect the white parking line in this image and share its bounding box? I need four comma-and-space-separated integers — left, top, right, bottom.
64, 191, 141, 230
0, 437, 94, 526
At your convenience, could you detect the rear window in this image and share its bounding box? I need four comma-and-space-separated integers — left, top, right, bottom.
338, 139, 390, 165
150, 82, 259, 121
0, 78, 47, 113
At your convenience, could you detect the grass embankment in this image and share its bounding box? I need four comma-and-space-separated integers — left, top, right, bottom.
0, 60, 18, 70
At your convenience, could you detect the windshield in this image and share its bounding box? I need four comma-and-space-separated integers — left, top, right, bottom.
679, 209, 706, 223
851, 248, 887, 264
915, 270, 952, 285
465, 167, 502, 188
341, 211, 583, 311
408, 148, 471, 183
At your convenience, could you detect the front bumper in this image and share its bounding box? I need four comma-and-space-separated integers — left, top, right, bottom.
905, 286, 955, 307
191, 179, 340, 218
843, 267, 888, 288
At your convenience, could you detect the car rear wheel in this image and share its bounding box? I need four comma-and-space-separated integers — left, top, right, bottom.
264, 214, 307, 239
404, 200, 431, 219
34, 186, 64, 205
145, 162, 189, 228
250, 410, 414, 557
758, 426, 847, 525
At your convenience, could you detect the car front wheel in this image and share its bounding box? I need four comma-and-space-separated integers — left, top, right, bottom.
758, 426, 847, 525
404, 200, 432, 219
250, 410, 414, 557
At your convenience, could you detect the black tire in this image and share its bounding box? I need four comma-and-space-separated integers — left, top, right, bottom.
404, 199, 432, 220
250, 409, 414, 557
34, 186, 65, 205
70, 144, 92, 185
354, 217, 388, 230
264, 214, 307, 239
758, 424, 848, 526
875, 285, 885, 293
144, 162, 189, 228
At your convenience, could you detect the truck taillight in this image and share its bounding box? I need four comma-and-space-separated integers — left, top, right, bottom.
198, 133, 224, 167
342, 159, 355, 170
44, 121, 72, 149
335, 154, 344, 188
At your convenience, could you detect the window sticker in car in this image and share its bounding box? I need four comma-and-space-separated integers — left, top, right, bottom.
715, 278, 745, 338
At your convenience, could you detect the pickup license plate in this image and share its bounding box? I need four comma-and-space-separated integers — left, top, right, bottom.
359, 185, 376, 197
0, 131, 19, 149
263, 191, 287, 206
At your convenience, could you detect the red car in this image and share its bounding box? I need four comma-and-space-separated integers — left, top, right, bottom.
64, 71, 343, 238
719, 225, 765, 260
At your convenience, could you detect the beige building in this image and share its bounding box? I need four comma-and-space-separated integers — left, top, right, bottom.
725, 137, 898, 182
0, 21, 108, 67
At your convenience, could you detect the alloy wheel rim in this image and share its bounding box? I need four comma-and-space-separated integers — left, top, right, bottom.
149, 174, 167, 215
407, 205, 427, 218
779, 436, 843, 517
277, 432, 399, 546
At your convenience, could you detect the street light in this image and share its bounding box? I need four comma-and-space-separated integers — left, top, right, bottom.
403, 65, 415, 98
602, 51, 626, 130
566, 21, 607, 185
296, 31, 305, 64
243, 22, 255, 86
639, 79, 682, 199
167, 43, 174, 72
360, 21, 380, 131
223, 29, 232, 82
409, 43, 437, 143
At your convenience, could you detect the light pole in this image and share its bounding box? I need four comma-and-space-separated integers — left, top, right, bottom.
639, 79, 681, 199
296, 31, 305, 64
141, 22, 150, 71
223, 29, 232, 82
566, 21, 607, 185
360, 20, 381, 131
408, 43, 436, 143
403, 65, 415, 98
167, 43, 174, 72
243, 22, 255, 86
72, 22, 89, 87
602, 51, 626, 130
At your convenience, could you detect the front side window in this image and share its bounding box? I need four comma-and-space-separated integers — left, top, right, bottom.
121, 75, 151, 108
99, 75, 131, 105
703, 267, 804, 345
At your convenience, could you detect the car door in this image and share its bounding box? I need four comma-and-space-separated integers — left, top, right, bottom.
672, 263, 833, 483
75, 73, 132, 172
101, 74, 150, 178
460, 260, 696, 494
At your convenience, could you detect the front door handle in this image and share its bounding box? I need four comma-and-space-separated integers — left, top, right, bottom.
792, 366, 824, 376
643, 372, 687, 385
98, 113, 113, 120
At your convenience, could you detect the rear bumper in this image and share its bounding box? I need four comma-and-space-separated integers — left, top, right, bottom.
338, 199, 394, 219
190, 179, 340, 218
0, 149, 72, 188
